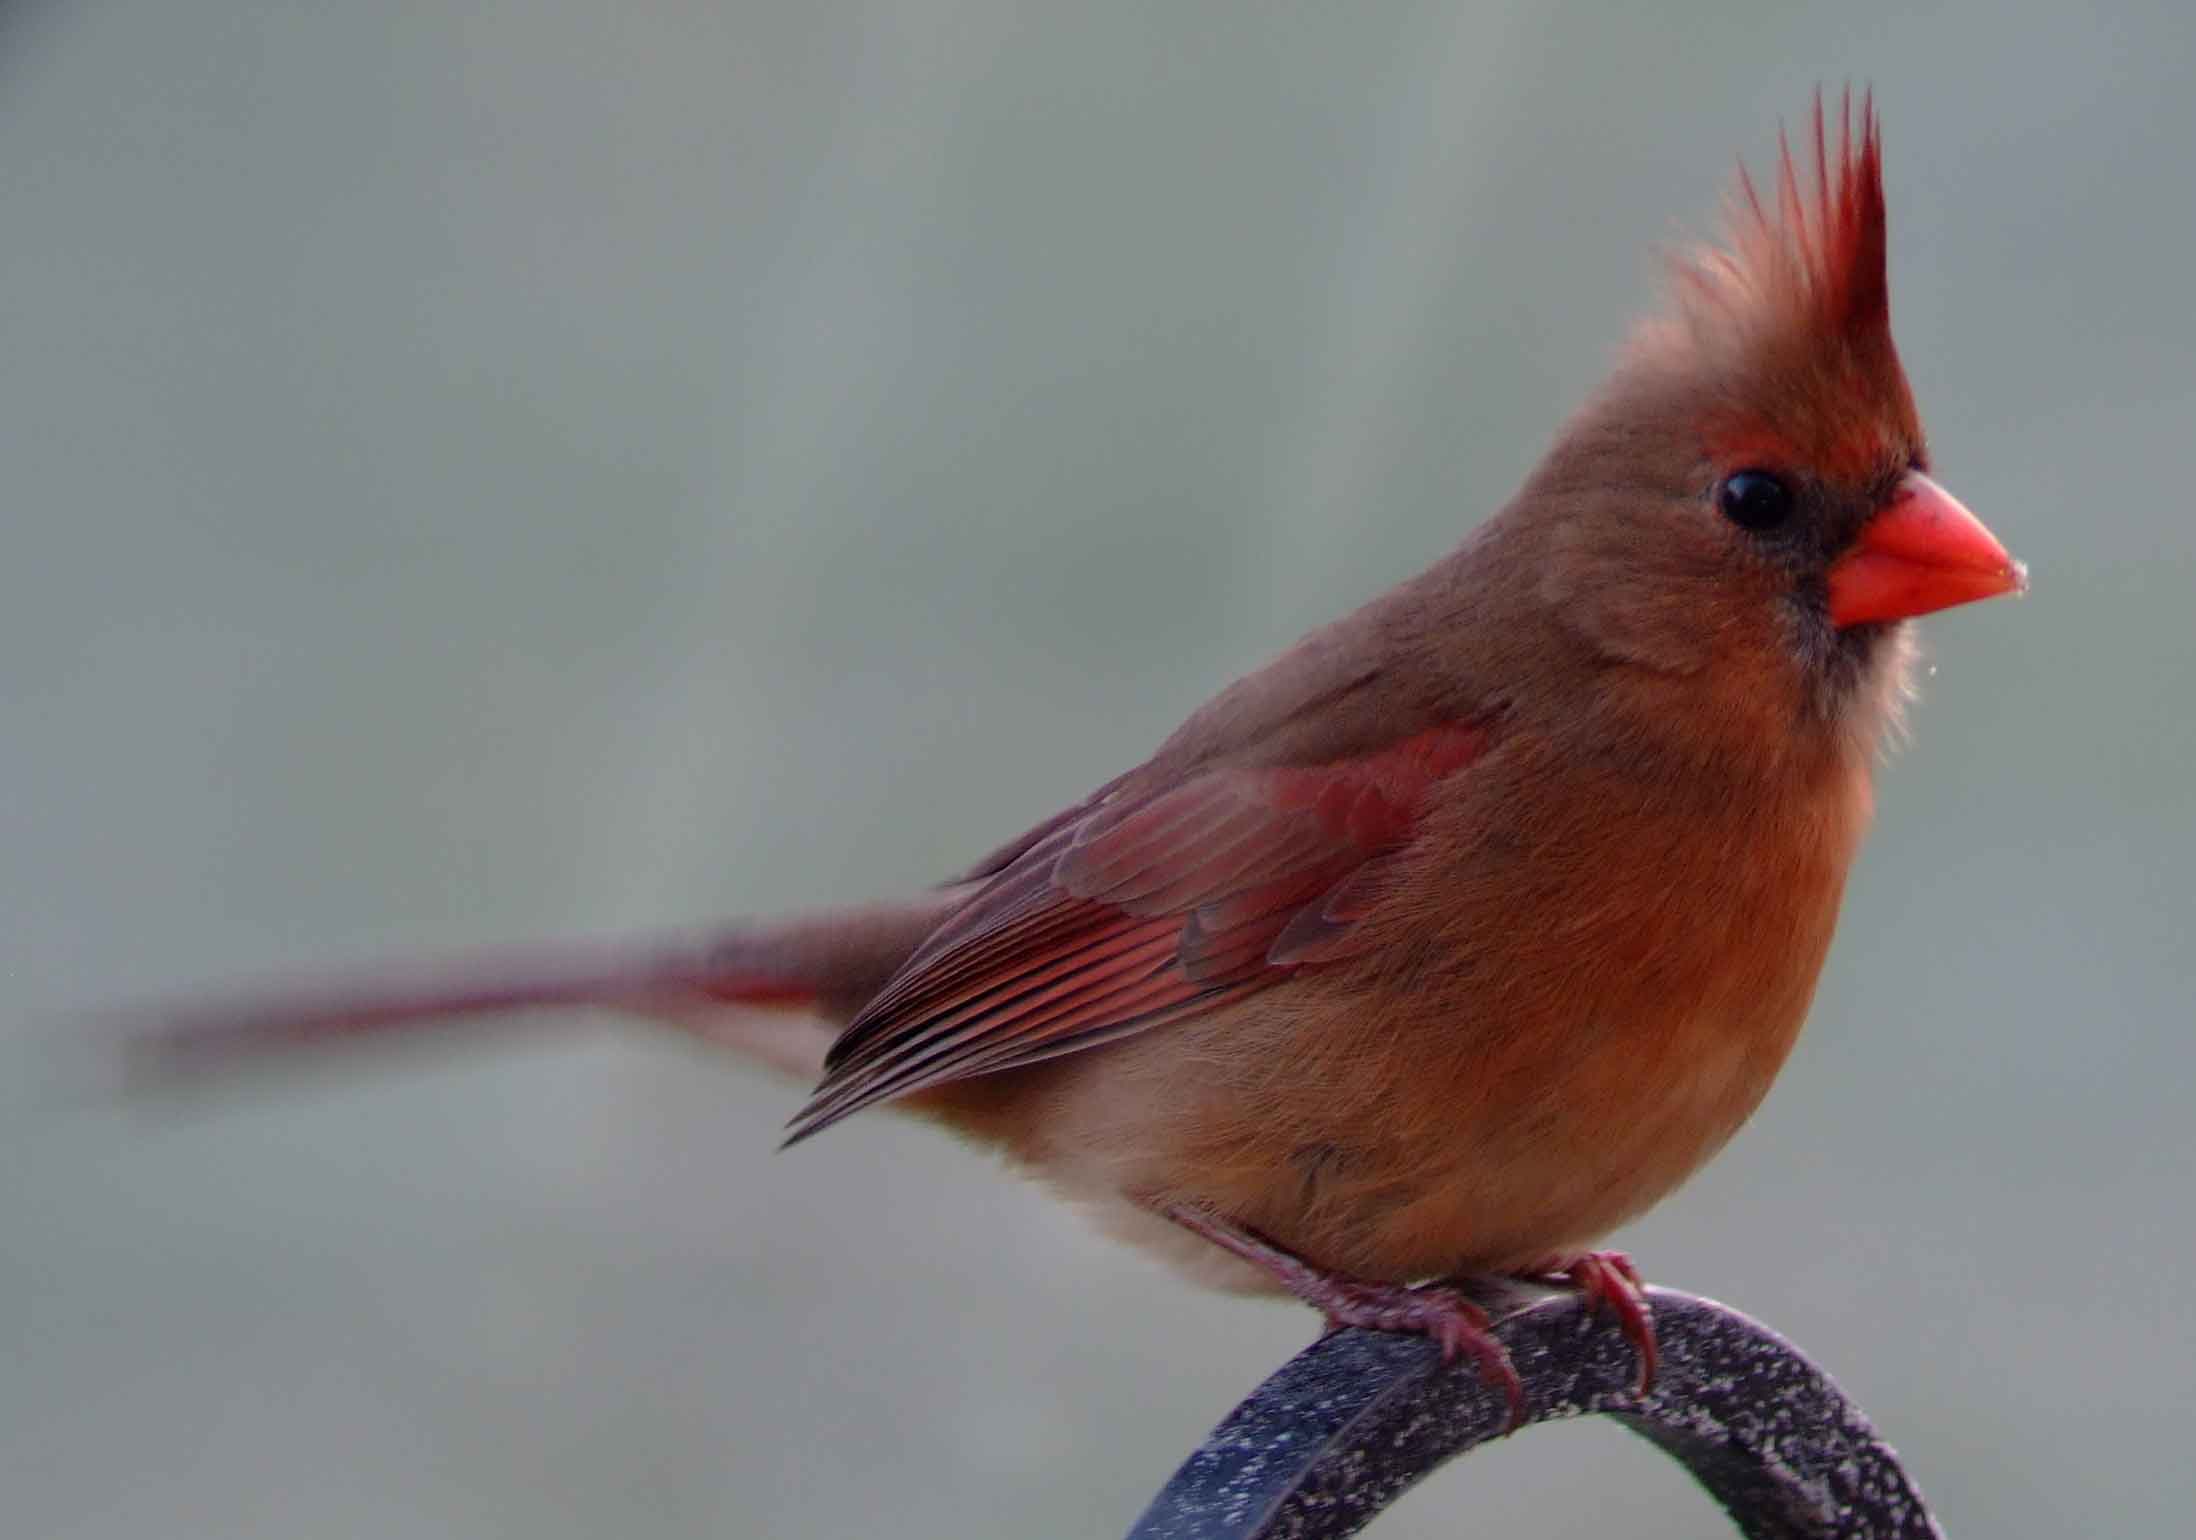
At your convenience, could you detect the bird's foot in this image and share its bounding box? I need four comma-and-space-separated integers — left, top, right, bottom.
1309, 1277, 1525, 1428
1162, 1203, 1526, 1431
1519, 1248, 1656, 1394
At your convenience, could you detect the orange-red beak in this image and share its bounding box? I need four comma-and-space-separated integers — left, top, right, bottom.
1827, 471, 2027, 629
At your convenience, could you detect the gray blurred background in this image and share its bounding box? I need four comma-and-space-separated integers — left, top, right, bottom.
4, 3, 2191, 1536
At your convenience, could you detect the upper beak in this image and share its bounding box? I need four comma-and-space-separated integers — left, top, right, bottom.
1826, 471, 2027, 629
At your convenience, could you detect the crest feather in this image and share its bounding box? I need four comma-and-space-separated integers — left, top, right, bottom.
1641, 89, 1920, 482
1675, 89, 1890, 349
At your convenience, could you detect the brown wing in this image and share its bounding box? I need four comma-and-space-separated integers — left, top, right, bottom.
783, 719, 1488, 1141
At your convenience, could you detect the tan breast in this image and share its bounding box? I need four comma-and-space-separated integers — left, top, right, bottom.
917, 729, 1877, 1289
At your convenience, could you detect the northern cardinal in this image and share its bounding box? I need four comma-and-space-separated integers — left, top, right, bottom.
125, 96, 2023, 1416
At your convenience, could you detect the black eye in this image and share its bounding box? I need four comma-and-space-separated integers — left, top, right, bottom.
1717, 470, 1795, 532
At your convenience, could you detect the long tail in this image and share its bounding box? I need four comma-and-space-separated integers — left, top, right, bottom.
119, 895, 960, 1090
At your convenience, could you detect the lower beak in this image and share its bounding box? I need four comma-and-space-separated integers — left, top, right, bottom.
1826, 471, 2027, 629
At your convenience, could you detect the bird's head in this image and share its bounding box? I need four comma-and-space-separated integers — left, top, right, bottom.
1523, 94, 2024, 751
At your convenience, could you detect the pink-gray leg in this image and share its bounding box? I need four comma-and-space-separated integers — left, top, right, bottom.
1162, 1204, 1527, 1431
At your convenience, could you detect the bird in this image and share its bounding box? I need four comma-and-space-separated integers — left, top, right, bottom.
122, 94, 2024, 1420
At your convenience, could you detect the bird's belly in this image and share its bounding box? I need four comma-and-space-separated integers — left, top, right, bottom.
921, 980, 1813, 1291
916, 756, 1866, 1290
938, 935, 1840, 1287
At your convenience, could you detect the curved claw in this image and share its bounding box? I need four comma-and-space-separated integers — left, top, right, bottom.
1317, 1280, 1526, 1432
1160, 1204, 1528, 1431
1556, 1250, 1657, 1394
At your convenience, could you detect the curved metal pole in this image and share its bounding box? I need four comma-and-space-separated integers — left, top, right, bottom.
1129, 1284, 1944, 1539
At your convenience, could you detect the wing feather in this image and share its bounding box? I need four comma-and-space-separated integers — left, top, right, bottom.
783, 718, 1489, 1143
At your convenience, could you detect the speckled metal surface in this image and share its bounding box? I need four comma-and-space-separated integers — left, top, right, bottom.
1127, 1286, 1943, 1539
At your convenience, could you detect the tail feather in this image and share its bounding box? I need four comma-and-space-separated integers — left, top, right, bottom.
118, 895, 961, 1091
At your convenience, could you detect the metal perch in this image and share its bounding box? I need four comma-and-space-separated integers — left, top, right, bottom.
1128, 1284, 1943, 1539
